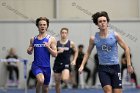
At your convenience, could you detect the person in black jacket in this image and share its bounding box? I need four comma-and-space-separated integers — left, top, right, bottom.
75, 44, 91, 88
92, 53, 99, 86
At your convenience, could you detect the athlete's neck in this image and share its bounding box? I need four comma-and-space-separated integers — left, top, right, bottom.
38, 32, 47, 39
99, 28, 109, 38
60, 38, 68, 44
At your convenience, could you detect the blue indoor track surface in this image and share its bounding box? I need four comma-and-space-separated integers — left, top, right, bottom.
0, 88, 140, 93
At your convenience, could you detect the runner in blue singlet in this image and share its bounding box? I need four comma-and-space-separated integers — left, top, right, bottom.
27, 17, 57, 93
78, 11, 133, 93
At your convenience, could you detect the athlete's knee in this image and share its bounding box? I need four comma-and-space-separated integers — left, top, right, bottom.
55, 79, 61, 85
62, 74, 69, 80
62, 77, 69, 83
104, 89, 112, 93
103, 85, 112, 93
37, 78, 44, 85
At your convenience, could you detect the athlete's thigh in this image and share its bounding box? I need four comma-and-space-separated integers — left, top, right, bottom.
53, 62, 64, 73
62, 69, 70, 80
111, 65, 122, 89
43, 67, 51, 85
31, 64, 44, 81
98, 71, 111, 88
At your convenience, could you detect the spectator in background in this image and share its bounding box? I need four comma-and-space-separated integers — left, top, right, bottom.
121, 52, 140, 88
75, 44, 91, 88
6, 48, 19, 84
92, 53, 99, 86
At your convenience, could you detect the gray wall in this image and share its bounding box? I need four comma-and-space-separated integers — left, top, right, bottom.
0, 0, 140, 20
